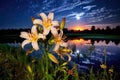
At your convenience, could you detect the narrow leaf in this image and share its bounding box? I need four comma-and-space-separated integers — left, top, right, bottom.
60, 18, 66, 30
27, 65, 32, 74
48, 53, 59, 64
61, 62, 68, 66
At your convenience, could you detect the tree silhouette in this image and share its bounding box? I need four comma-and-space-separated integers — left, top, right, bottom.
105, 26, 111, 34
91, 26, 95, 32
115, 25, 120, 34
106, 26, 111, 31
96, 27, 100, 32
115, 25, 120, 30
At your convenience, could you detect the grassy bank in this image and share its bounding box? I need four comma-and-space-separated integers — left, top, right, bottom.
0, 44, 120, 80
0, 44, 79, 80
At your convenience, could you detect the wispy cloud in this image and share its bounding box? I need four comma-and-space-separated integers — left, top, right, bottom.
47, 0, 94, 13
86, 15, 116, 23
85, 7, 106, 17
66, 12, 85, 20
66, 12, 85, 17
83, 5, 96, 11
27, 0, 120, 26
82, 7, 118, 23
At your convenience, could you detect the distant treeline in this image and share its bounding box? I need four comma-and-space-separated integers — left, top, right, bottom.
0, 28, 30, 35
63, 25, 120, 35
0, 25, 120, 35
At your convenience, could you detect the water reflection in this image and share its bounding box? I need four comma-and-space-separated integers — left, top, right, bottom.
67, 38, 120, 46
67, 38, 120, 71
0, 36, 120, 46
0, 36, 120, 71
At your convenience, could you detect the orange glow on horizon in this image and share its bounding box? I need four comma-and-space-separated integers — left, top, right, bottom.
74, 27, 84, 31
68, 25, 85, 31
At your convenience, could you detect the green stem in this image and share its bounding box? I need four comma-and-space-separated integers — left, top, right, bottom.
44, 43, 49, 80
104, 53, 108, 80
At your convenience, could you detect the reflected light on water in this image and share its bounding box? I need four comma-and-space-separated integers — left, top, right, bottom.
67, 38, 91, 45
67, 38, 120, 48
94, 41, 120, 47
67, 38, 91, 49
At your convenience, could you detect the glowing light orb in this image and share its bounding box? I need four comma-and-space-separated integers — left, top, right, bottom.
75, 15, 80, 20
76, 50, 79, 53
75, 12, 84, 20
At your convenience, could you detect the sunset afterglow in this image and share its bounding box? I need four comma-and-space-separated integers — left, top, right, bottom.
74, 27, 84, 31
69, 25, 85, 31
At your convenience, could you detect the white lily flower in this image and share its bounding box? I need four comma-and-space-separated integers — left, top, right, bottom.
20, 25, 46, 50
53, 30, 67, 51
57, 47, 73, 61
33, 12, 59, 36
52, 29, 72, 61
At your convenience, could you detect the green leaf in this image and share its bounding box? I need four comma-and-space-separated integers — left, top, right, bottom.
48, 39, 55, 44
60, 18, 66, 30
42, 74, 54, 80
61, 62, 68, 66
27, 65, 32, 74
48, 53, 59, 64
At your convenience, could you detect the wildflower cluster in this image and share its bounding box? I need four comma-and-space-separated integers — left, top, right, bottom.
20, 12, 72, 63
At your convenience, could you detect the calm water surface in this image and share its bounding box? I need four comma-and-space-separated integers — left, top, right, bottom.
67, 38, 120, 71
3, 37, 120, 71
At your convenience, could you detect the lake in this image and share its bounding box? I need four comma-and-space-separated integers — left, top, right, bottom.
67, 38, 120, 72
0, 35, 120, 72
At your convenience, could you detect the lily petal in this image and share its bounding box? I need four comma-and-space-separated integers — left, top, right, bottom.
60, 55, 65, 60
32, 42, 39, 50
65, 53, 71, 61
53, 44, 59, 51
38, 34, 46, 40
59, 30, 63, 37
60, 42, 68, 47
43, 27, 50, 36
22, 40, 31, 48
69, 50, 73, 55
52, 21, 59, 26
31, 25, 37, 35
33, 19, 42, 25
39, 13, 47, 21
48, 12, 54, 20
51, 27, 58, 37
20, 32, 30, 39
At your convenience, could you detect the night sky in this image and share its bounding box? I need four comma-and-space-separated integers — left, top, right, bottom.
0, 0, 120, 29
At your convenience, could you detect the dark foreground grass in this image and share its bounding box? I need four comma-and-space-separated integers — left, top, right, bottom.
0, 44, 79, 80
0, 44, 119, 80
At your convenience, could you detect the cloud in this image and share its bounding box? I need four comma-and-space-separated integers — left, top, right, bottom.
47, 0, 94, 13
43, 0, 49, 3
83, 5, 96, 11
83, 7, 118, 23
87, 14, 117, 23
66, 12, 85, 20
26, 0, 119, 25
66, 12, 85, 17
85, 7, 106, 16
